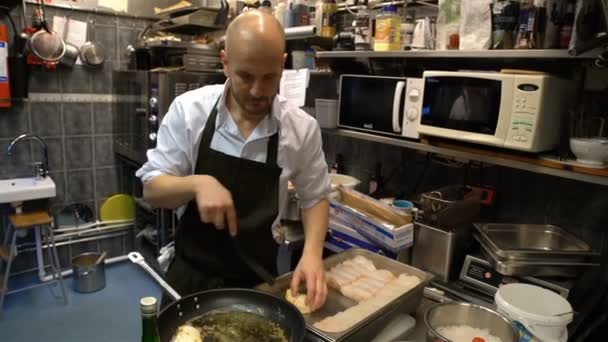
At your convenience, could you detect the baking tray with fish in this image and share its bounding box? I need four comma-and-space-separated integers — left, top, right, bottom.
476, 236, 600, 277
255, 248, 433, 342
473, 223, 600, 261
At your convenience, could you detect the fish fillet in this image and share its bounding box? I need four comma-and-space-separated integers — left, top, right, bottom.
340, 284, 373, 302
313, 273, 422, 333
335, 269, 395, 302
327, 265, 360, 289
285, 289, 312, 314
326, 259, 372, 290
344, 255, 376, 271
172, 325, 202, 342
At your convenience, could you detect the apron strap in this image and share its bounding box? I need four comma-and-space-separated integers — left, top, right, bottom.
266, 130, 279, 166
198, 96, 222, 152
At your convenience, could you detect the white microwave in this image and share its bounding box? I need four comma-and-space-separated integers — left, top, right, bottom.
417, 71, 571, 152
338, 75, 424, 139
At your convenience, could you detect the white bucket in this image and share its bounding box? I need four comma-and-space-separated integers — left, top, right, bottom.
495, 283, 573, 342
315, 99, 339, 128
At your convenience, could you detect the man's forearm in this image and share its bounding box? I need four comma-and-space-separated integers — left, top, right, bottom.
143, 174, 201, 209
300, 199, 329, 258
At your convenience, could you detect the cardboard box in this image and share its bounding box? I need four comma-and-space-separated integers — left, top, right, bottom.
325, 218, 398, 259
329, 198, 414, 253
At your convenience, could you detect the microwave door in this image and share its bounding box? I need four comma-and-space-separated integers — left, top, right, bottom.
339, 76, 406, 136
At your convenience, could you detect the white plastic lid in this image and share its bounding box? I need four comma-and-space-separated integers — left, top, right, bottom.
495, 283, 573, 326
329, 174, 361, 190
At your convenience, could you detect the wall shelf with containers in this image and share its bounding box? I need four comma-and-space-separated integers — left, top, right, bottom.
316, 48, 606, 59
323, 128, 608, 187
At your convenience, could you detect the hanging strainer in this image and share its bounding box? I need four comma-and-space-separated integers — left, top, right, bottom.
29, 28, 66, 62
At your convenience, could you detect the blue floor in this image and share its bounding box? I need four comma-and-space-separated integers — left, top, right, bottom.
0, 262, 162, 342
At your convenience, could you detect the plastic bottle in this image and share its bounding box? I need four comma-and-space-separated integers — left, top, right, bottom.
491, 0, 521, 49
275, 0, 287, 27
284, 0, 296, 28
316, 0, 337, 38
559, 0, 575, 49
400, 14, 415, 50
294, 0, 310, 26
353, 4, 371, 50
374, 5, 401, 51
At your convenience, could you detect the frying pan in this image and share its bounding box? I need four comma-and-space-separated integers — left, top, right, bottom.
128, 252, 306, 342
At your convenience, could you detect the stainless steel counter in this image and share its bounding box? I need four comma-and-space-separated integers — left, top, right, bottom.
406, 297, 435, 342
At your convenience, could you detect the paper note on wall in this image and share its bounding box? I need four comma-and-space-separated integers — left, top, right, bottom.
279, 69, 310, 107
98, 0, 129, 12
52, 16, 68, 38
65, 19, 88, 65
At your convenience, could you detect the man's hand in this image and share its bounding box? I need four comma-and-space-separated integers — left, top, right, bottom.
290, 251, 327, 311
193, 175, 238, 236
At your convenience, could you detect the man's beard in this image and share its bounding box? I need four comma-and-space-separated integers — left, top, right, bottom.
233, 91, 273, 117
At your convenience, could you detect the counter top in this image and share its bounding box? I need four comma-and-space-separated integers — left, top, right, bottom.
407, 297, 435, 342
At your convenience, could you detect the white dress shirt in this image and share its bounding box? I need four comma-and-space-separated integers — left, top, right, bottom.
135, 81, 331, 227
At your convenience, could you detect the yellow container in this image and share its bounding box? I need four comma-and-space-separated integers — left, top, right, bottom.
374, 5, 401, 51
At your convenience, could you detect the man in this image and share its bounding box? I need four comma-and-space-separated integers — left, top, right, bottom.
135, 11, 330, 311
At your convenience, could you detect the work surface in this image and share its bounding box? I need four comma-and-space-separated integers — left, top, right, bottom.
1, 261, 435, 342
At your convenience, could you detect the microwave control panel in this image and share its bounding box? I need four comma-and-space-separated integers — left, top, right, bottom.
508, 83, 542, 145
402, 78, 424, 139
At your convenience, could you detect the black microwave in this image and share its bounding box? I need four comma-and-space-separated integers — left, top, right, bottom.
338, 75, 423, 139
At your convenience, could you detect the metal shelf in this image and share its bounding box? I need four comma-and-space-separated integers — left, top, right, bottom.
316, 49, 604, 59
323, 129, 608, 186
141, 40, 217, 50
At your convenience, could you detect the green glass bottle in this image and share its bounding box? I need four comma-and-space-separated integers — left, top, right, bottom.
140, 297, 161, 342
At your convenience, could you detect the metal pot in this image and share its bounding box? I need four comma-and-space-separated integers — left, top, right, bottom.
79, 19, 106, 67
72, 252, 106, 293
59, 42, 80, 67
425, 302, 518, 342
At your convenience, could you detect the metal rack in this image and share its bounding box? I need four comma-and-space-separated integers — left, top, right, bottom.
323, 129, 608, 186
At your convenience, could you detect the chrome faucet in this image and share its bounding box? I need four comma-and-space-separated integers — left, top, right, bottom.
7, 133, 49, 179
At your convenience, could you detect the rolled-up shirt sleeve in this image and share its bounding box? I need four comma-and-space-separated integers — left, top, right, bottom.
291, 121, 331, 209
135, 99, 192, 182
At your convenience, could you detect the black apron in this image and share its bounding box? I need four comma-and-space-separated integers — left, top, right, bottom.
162, 97, 282, 308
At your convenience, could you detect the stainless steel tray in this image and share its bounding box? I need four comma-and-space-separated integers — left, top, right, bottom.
477, 237, 599, 277
474, 223, 598, 260
255, 249, 433, 342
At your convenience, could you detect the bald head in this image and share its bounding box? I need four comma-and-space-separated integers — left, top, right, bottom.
220, 11, 287, 119
224, 10, 285, 60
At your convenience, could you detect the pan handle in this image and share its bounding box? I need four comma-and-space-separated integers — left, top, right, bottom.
128, 252, 182, 301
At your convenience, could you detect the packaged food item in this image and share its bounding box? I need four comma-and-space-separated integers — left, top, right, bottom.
400, 15, 416, 50
459, 0, 493, 50
515, 0, 545, 49
543, 0, 564, 49
491, 0, 521, 49
353, 4, 371, 50
436, 0, 462, 50
316, 0, 337, 38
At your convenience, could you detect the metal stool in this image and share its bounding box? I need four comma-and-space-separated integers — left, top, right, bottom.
0, 210, 68, 314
